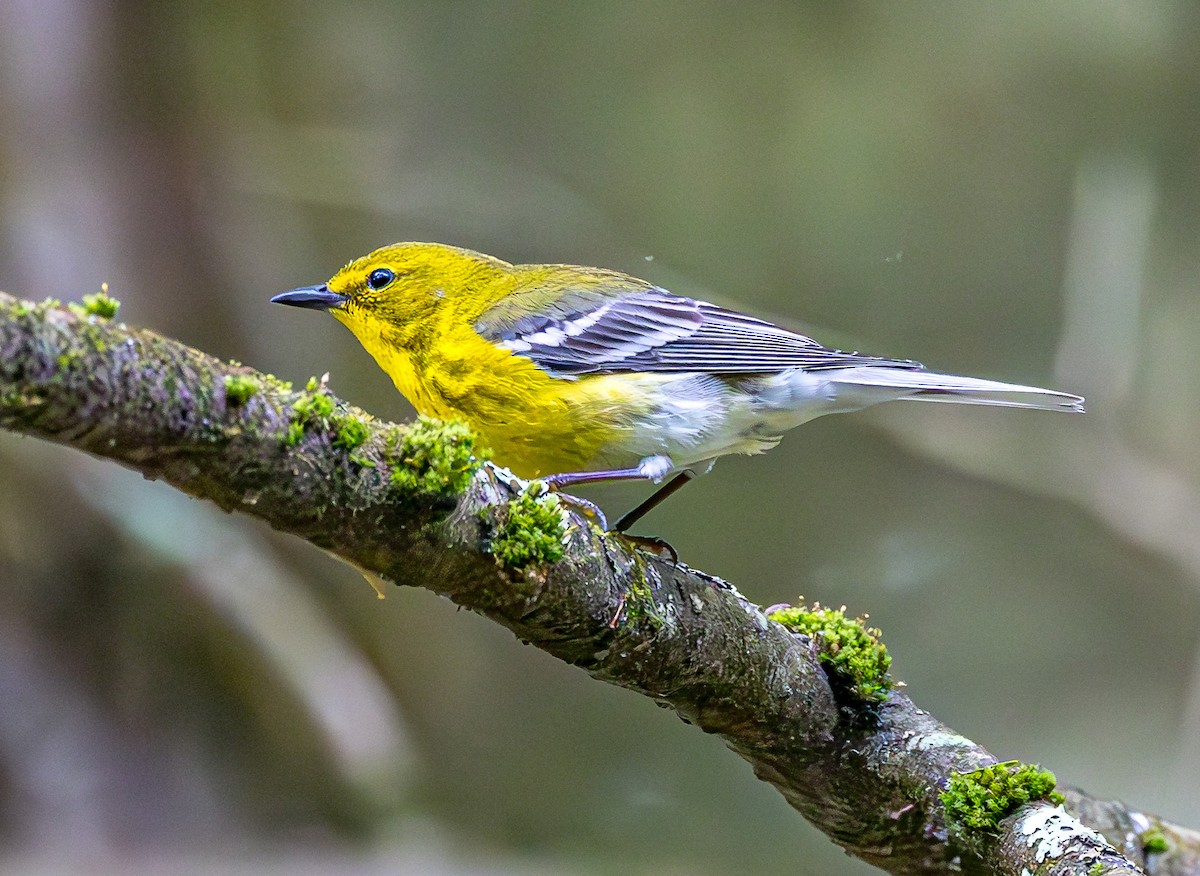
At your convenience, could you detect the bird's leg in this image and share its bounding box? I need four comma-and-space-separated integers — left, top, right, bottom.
542, 467, 648, 488
539, 487, 608, 531
542, 455, 700, 561
611, 470, 696, 533
541, 454, 674, 490
542, 458, 672, 547
541, 466, 661, 531
604, 470, 696, 564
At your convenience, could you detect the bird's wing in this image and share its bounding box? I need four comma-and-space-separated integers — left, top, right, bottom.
474, 277, 921, 376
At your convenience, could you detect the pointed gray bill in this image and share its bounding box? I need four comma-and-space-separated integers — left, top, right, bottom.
270, 284, 348, 311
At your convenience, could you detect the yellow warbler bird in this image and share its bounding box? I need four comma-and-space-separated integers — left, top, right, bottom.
272, 242, 1083, 529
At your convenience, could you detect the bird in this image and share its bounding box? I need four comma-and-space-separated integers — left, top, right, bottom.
272, 242, 1083, 531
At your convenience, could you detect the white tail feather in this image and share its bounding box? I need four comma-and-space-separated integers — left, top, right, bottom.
827, 367, 1085, 413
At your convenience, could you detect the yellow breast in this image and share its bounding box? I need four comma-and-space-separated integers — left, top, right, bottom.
334, 307, 640, 477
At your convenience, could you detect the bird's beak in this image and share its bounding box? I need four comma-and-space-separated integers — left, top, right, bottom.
270, 284, 349, 311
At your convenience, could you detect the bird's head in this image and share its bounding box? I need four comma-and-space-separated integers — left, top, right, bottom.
272, 242, 512, 343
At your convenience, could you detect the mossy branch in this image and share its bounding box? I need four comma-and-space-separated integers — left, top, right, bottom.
0, 291, 1194, 876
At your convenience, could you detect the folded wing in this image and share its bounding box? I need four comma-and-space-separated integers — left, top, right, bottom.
475, 278, 920, 376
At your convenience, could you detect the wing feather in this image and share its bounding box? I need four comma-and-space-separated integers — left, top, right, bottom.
475, 277, 920, 375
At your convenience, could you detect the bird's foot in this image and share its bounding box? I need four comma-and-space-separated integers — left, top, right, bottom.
620, 532, 679, 565
540, 480, 609, 531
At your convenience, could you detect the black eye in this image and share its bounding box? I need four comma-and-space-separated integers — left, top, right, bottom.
366, 268, 395, 290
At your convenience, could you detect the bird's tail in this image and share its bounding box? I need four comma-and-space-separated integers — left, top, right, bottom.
828, 367, 1085, 413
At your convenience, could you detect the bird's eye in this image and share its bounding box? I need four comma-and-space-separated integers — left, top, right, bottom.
366, 268, 395, 290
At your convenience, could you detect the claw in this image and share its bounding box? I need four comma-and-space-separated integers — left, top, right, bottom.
540, 464, 700, 564
621, 533, 679, 564
542, 481, 609, 531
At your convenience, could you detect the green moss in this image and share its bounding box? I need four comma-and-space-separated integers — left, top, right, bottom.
292, 390, 334, 420
331, 414, 370, 451
614, 560, 663, 631
81, 287, 120, 319
285, 420, 305, 447
387, 416, 489, 497
625, 568, 653, 615
768, 603, 892, 701
223, 374, 260, 407
15, 296, 62, 320
261, 373, 293, 394
941, 761, 1065, 856
488, 485, 566, 569
283, 388, 370, 455
1142, 828, 1169, 855
284, 377, 337, 447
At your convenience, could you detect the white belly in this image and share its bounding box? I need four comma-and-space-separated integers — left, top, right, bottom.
599, 370, 868, 471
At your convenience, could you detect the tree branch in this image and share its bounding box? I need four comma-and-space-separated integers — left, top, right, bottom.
1, 291, 1192, 875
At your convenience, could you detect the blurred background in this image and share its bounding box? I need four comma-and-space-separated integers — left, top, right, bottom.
1, 2, 1198, 873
